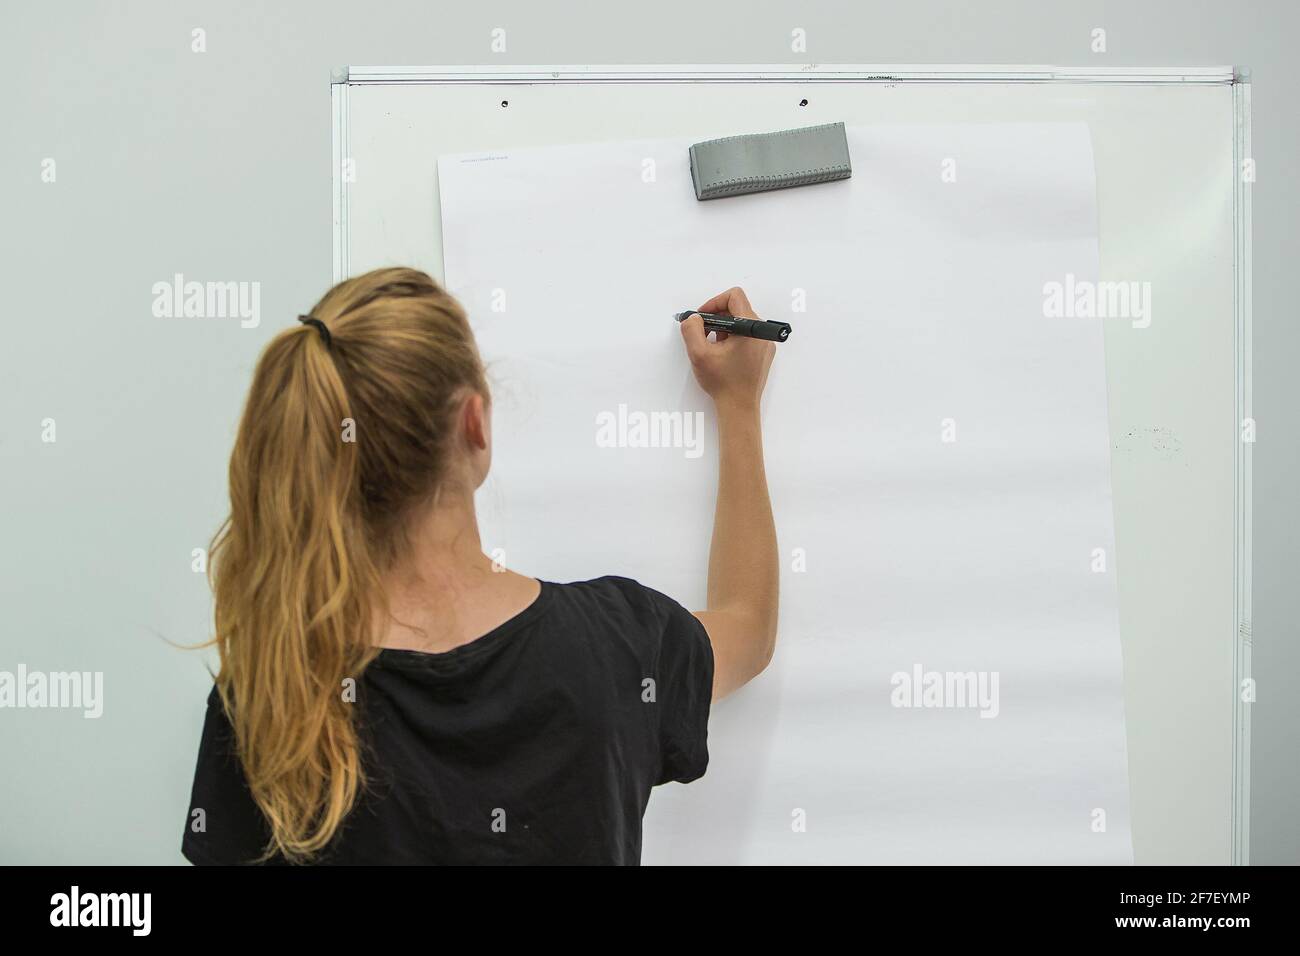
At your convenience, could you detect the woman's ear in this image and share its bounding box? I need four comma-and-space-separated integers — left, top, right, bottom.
462, 390, 489, 452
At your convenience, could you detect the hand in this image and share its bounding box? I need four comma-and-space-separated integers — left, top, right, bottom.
679, 287, 776, 411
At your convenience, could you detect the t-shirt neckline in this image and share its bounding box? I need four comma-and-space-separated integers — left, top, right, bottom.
374, 579, 552, 667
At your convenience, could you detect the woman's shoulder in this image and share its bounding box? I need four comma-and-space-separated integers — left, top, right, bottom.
545, 575, 700, 650
547, 574, 677, 616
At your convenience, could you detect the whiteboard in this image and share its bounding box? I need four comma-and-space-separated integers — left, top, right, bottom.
331, 65, 1253, 865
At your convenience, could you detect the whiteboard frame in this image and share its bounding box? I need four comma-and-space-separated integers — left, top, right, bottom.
1231, 75, 1253, 867
329, 63, 1254, 865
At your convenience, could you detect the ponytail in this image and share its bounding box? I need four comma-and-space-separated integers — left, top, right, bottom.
207, 268, 487, 861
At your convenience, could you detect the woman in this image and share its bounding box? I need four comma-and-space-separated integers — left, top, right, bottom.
182, 268, 778, 865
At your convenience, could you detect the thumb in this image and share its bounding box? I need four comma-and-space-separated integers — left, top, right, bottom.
679, 312, 709, 362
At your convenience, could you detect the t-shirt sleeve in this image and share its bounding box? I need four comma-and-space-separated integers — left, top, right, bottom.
181, 686, 278, 865
638, 584, 715, 786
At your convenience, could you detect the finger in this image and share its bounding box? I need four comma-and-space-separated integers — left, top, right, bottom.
696, 290, 736, 315
728, 287, 755, 317
697, 286, 754, 318
678, 312, 709, 359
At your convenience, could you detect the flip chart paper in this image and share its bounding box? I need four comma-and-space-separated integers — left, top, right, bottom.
437, 123, 1131, 864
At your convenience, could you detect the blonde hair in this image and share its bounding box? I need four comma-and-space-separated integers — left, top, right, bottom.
206, 267, 488, 861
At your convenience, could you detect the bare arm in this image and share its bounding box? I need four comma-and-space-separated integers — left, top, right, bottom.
679, 287, 779, 700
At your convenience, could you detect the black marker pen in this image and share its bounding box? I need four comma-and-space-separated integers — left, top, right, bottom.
674, 311, 793, 342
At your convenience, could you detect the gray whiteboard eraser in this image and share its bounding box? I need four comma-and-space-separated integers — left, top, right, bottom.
688, 122, 852, 201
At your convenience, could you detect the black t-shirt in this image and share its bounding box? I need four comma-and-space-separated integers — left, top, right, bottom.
182, 576, 713, 865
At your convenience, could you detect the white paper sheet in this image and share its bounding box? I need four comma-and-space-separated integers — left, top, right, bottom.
437, 123, 1132, 864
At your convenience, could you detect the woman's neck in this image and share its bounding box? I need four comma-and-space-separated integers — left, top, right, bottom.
375, 491, 538, 652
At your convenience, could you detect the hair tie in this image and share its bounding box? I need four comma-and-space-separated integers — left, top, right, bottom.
298, 315, 332, 348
